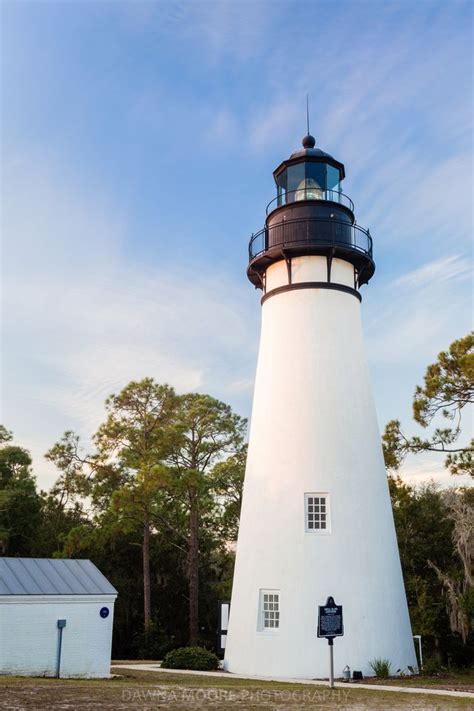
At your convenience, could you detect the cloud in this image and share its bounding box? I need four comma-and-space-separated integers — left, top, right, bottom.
365, 252, 471, 368
2, 151, 257, 489
247, 98, 303, 152
116, 0, 272, 65
204, 108, 240, 145
398, 455, 472, 490
394, 255, 471, 290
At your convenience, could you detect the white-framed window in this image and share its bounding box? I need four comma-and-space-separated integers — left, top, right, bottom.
258, 590, 280, 631
305, 493, 330, 533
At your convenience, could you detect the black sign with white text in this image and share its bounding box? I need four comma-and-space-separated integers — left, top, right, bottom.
317, 596, 343, 638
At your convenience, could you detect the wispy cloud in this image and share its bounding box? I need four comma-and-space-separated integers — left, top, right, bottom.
2, 152, 257, 487
204, 108, 240, 145
247, 98, 302, 152
365, 251, 471, 369
398, 455, 472, 490
118, 0, 272, 66
394, 255, 471, 290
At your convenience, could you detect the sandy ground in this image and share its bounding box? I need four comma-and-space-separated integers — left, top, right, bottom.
0, 667, 473, 711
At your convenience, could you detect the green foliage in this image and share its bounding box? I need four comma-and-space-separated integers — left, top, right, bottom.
1, 413, 243, 657
160, 391, 246, 643
0, 426, 87, 558
130, 622, 178, 660
369, 658, 391, 678
413, 332, 474, 427
383, 332, 473, 477
446, 448, 473, 477
390, 478, 453, 638
211, 446, 247, 542
161, 646, 220, 671
0, 426, 13, 445
45, 380, 247, 647
0, 434, 42, 555
422, 654, 445, 676
389, 477, 474, 666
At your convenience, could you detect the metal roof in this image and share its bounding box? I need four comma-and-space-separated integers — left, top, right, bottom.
0, 558, 118, 596
289, 147, 335, 160
272, 138, 346, 182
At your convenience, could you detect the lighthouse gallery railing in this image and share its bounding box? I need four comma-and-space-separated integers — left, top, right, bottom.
266, 188, 355, 214
248, 217, 373, 262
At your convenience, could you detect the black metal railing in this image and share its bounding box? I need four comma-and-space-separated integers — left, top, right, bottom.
266, 188, 354, 214
249, 217, 373, 262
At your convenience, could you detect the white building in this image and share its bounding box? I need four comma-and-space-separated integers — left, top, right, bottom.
224, 135, 417, 679
0, 557, 117, 678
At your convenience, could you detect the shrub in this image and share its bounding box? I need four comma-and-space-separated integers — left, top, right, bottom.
423, 654, 446, 676
395, 665, 416, 677
369, 657, 391, 678
161, 646, 220, 671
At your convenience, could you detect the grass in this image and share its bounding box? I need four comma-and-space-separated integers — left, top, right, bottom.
0, 666, 472, 710
364, 668, 474, 691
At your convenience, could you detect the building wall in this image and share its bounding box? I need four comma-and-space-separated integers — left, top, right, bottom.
0, 595, 116, 678
225, 262, 417, 679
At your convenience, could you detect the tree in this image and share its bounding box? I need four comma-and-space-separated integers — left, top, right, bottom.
167, 393, 246, 643
383, 333, 474, 477
46, 382, 247, 647
211, 445, 247, 542
389, 477, 456, 640
47, 379, 178, 630
428, 489, 473, 645
0, 426, 42, 555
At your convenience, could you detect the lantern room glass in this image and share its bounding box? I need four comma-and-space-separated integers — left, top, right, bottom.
276, 161, 342, 206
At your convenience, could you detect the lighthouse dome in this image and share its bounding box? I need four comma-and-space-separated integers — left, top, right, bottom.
289, 135, 336, 161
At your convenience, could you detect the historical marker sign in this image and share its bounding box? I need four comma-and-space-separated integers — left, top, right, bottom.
317, 596, 343, 638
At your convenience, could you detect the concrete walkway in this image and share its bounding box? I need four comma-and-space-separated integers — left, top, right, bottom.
113, 664, 474, 700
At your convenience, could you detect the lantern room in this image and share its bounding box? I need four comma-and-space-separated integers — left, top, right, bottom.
273, 134, 346, 208
247, 134, 375, 290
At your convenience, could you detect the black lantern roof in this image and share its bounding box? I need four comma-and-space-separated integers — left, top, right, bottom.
273, 134, 346, 182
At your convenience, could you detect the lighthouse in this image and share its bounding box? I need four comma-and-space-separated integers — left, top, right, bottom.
224, 134, 417, 679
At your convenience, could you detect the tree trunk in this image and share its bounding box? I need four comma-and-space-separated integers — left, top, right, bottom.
143, 521, 152, 629
189, 494, 199, 644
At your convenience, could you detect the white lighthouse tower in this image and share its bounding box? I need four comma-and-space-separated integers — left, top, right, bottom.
224, 134, 417, 679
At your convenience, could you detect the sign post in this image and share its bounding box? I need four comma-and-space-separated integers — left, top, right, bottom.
317, 596, 343, 688
56, 619, 67, 678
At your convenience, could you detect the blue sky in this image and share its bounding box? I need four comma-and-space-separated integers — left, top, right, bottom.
2, 0, 472, 490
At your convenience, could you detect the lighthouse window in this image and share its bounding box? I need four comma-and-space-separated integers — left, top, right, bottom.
305, 493, 330, 532
305, 162, 326, 192
259, 590, 280, 630
286, 163, 305, 201
327, 165, 341, 193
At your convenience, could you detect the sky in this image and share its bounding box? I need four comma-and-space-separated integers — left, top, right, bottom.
1, 0, 472, 491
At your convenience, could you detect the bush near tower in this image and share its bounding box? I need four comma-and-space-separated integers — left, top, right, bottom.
161, 646, 220, 671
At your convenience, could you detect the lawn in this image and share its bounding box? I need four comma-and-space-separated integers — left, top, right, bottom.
364, 668, 474, 693
0, 667, 472, 710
